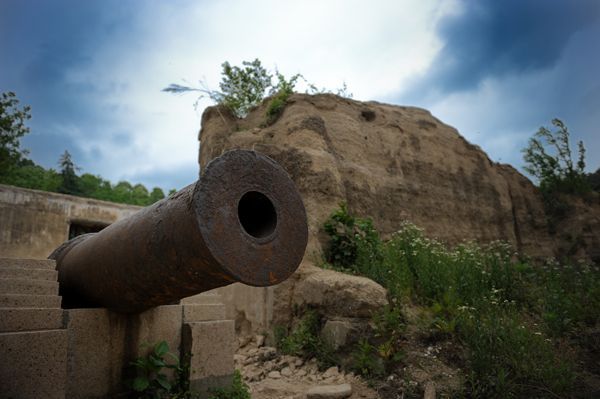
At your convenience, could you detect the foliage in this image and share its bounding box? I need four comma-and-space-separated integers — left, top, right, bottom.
264, 70, 302, 126
587, 168, 600, 191
163, 58, 352, 121
522, 118, 590, 195
275, 309, 336, 369
0, 92, 170, 205
350, 338, 385, 379
0, 91, 31, 179
58, 150, 81, 195
207, 370, 251, 399
129, 341, 187, 399
350, 305, 405, 379
323, 202, 380, 270
322, 205, 600, 397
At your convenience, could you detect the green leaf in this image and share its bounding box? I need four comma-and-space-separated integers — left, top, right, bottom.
132, 376, 150, 392
154, 341, 169, 357
156, 374, 172, 390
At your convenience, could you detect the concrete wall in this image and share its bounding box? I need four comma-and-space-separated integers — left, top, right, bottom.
0, 184, 141, 259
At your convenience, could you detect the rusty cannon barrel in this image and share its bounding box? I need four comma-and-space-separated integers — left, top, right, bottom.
49, 150, 308, 313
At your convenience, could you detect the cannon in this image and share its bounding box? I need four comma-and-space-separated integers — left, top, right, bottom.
49, 150, 308, 313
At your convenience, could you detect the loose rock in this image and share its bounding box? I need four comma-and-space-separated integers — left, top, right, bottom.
306, 383, 352, 399
268, 370, 281, 379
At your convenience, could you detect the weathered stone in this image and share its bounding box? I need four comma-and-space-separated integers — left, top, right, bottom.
183, 304, 226, 322
0, 329, 68, 399
322, 366, 339, 378
0, 267, 57, 281
0, 258, 56, 270
321, 319, 360, 350
281, 366, 293, 377
306, 383, 352, 398
0, 278, 58, 295
183, 320, 235, 394
0, 186, 141, 259
0, 308, 64, 332
296, 369, 308, 377
268, 370, 282, 379
256, 334, 266, 347
64, 308, 128, 398
424, 381, 436, 399
293, 265, 388, 318
0, 293, 61, 308
258, 346, 278, 361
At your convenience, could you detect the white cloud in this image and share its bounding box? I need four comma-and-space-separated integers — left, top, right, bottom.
59, 0, 457, 188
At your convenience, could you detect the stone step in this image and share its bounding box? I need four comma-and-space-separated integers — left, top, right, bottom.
0, 308, 64, 332
183, 304, 226, 322
0, 258, 56, 270
0, 267, 57, 281
0, 294, 62, 309
0, 329, 67, 399
181, 292, 224, 305
0, 278, 59, 296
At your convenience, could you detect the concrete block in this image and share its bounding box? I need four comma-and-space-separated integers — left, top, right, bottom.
0, 294, 62, 308
0, 267, 57, 281
0, 278, 58, 295
0, 308, 64, 332
182, 320, 235, 396
183, 304, 226, 322
0, 329, 67, 399
131, 305, 183, 358
0, 258, 56, 270
65, 308, 128, 398
182, 292, 224, 305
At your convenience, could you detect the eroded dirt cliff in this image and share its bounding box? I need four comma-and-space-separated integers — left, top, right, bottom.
199, 93, 562, 261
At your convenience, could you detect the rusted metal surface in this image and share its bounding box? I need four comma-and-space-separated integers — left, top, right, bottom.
50, 150, 308, 313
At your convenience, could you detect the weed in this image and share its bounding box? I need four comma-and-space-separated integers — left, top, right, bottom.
275, 309, 336, 369
321, 204, 600, 397
350, 338, 385, 379
129, 341, 188, 399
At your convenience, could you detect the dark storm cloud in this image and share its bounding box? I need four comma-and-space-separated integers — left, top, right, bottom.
404, 0, 600, 99
0, 0, 135, 167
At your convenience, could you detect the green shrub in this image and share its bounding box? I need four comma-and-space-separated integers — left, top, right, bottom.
522, 118, 590, 196
321, 204, 599, 397
350, 338, 385, 379
323, 202, 381, 271
129, 341, 186, 399
275, 309, 336, 369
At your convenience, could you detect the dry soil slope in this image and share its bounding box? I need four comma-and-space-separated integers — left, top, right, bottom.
199, 93, 556, 260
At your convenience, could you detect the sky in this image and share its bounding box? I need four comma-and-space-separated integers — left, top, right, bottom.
1, 0, 599, 191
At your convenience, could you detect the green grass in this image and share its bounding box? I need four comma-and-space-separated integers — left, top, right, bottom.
274, 309, 337, 369
322, 204, 600, 398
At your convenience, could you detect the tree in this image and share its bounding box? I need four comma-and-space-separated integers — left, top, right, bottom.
58, 150, 81, 195
522, 119, 590, 195
163, 59, 275, 118
0, 92, 31, 179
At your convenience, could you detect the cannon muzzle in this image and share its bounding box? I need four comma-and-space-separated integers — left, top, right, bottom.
49, 150, 308, 313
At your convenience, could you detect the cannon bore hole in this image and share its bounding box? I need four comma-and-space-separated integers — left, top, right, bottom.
238, 191, 277, 239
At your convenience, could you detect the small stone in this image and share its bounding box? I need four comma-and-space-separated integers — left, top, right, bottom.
322, 366, 339, 378
294, 358, 304, 367
268, 370, 281, 379
296, 369, 308, 377
256, 334, 265, 347
258, 347, 277, 361
424, 381, 436, 399
306, 383, 352, 398
238, 336, 252, 348
281, 366, 293, 377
